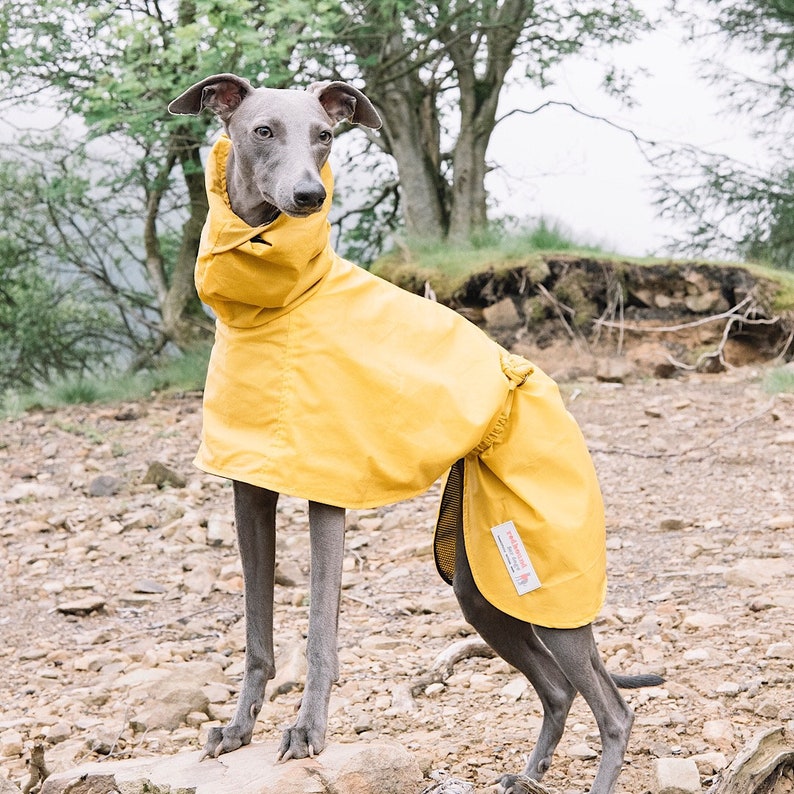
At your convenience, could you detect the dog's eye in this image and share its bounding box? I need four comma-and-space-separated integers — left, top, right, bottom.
254, 126, 273, 139
318, 130, 332, 144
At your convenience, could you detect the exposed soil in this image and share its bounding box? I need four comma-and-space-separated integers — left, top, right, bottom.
379, 255, 794, 377
1, 360, 793, 793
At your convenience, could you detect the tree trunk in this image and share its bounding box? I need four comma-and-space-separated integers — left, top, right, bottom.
376, 88, 448, 240
163, 141, 212, 349
354, 17, 449, 241
448, 121, 491, 241
141, 129, 211, 354
351, 0, 529, 243
446, 0, 529, 241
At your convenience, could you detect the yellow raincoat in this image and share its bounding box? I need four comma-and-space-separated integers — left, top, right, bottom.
194, 135, 606, 628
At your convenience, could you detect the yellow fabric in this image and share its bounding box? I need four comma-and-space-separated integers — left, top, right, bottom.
194, 134, 606, 628
460, 365, 607, 628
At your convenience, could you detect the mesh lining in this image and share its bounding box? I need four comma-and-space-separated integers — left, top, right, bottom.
434, 458, 464, 585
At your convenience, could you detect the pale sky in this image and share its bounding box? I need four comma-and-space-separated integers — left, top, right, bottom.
486, 10, 764, 258
2, 7, 767, 261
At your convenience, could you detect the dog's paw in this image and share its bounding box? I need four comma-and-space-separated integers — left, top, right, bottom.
277, 725, 325, 762
199, 725, 251, 761
495, 774, 551, 794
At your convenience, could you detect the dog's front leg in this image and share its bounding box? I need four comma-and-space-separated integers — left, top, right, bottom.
278, 500, 345, 760
201, 481, 279, 760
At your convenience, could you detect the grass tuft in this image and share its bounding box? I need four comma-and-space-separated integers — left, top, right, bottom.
764, 364, 794, 394
54, 379, 102, 405
1, 345, 211, 417
372, 219, 609, 301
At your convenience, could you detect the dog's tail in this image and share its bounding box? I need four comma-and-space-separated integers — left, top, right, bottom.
610, 673, 665, 689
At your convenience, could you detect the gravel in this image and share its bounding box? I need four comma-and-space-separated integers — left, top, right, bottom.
1, 366, 792, 793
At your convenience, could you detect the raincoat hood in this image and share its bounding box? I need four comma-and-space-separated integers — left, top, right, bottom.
196, 134, 335, 325
193, 135, 607, 629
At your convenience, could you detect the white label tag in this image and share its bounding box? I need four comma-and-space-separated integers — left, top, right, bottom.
490, 520, 541, 596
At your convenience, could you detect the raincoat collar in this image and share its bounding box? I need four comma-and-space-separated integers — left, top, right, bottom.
199, 134, 335, 314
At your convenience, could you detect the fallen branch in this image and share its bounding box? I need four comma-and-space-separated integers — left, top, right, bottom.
421, 771, 476, 794
22, 743, 50, 794
774, 326, 794, 363
593, 294, 759, 334
595, 293, 782, 373
411, 636, 495, 696
707, 726, 794, 794
73, 707, 131, 765
535, 283, 589, 354
589, 397, 778, 460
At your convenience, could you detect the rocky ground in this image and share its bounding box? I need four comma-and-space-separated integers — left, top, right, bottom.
1, 363, 793, 793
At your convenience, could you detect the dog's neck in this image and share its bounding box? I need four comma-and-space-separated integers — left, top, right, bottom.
225, 149, 281, 228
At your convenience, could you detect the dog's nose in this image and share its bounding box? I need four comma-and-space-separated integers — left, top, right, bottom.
293, 179, 326, 209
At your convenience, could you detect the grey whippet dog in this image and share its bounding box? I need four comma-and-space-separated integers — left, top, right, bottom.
168, 74, 662, 794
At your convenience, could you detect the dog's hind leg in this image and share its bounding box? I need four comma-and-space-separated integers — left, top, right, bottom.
201, 481, 279, 759
452, 529, 577, 786
278, 500, 346, 761
534, 625, 634, 794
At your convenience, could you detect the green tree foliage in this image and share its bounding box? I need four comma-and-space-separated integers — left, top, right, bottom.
0, 234, 120, 391
305, 0, 648, 241
657, 1, 794, 269
0, 0, 648, 372
0, 0, 320, 358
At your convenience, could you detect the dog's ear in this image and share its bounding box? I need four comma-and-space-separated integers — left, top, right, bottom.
307, 81, 382, 130
168, 74, 254, 120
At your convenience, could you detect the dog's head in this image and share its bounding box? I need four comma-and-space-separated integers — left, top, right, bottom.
169, 74, 381, 221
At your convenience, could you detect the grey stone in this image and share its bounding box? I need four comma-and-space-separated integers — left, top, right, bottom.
689, 751, 727, 776
132, 578, 167, 594
206, 515, 236, 547
702, 719, 735, 751
55, 597, 106, 616
768, 514, 794, 530
0, 728, 24, 757
766, 641, 794, 659
684, 290, 727, 313
0, 777, 23, 793
3, 482, 61, 501
482, 298, 522, 330
142, 461, 187, 489
653, 757, 701, 794
130, 684, 209, 732
681, 612, 729, 630
596, 356, 635, 383
566, 742, 598, 760
124, 662, 227, 733
500, 677, 528, 702
87, 475, 123, 498
268, 638, 307, 700
724, 558, 791, 587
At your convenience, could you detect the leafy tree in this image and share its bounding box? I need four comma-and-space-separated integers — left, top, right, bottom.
300, 0, 648, 241
0, 0, 316, 355
0, 0, 649, 366
0, 234, 121, 391
656, 1, 794, 269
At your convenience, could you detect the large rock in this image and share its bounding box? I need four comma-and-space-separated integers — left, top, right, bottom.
40, 741, 424, 794
482, 298, 522, 331
724, 558, 792, 588
596, 355, 636, 383
653, 757, 701, 794
119, 662, 227, 733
